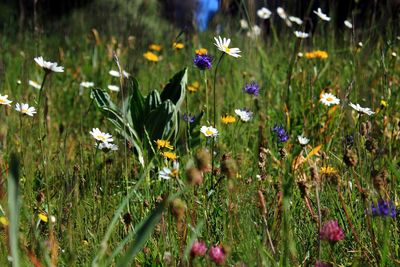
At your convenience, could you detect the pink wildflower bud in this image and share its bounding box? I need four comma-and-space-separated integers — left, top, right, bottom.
190, 240, 207, 258
319, 220, 344, 243
209, 245, 226, 265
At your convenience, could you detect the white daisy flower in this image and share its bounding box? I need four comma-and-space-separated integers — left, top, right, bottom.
344, 20, 353, 29
158, 161, 179, 180
257, 7, 272, 19
240, 19, 249, 29
294, 31, 309, 39
276, 7, 287, 19
320, 93, 340, 106
349, 103, 375, 116
34, 56, 64, 73
297, 135, 310, 145
247, 25, 261, 39
96, 142, 118, 151
214, 36, 241, 58
80, 81, 94, 88
107, 85, 120, 92
234, 109, 253, 122
289, 16, 303, 25
200, 125, 219, 138
0, 94, 12, 106
313, 8, 330, 21
90, 128, 113, 143
109, 70, 130, 78
15, 103, 36, 116
29, 80, 41, 89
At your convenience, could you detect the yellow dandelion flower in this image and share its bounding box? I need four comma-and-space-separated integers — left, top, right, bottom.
320, 166, 337, 175
221, 115, 236, 124
143, 51, 159, 62
380, 100, 388, 108
149, 44, 162, 52
187, 81, 200, 93
173, 42, 184, 50
38, 213, 48, 223
161, 151, 178, 160
155, 139, 174, 150
0, 216, 9, 226
306, 50, 328, 59
195, 48, 208, 55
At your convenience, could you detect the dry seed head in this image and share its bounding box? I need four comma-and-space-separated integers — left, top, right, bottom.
186, 166, 203, 185
171, 198, 186, 219
221, 154, 237, 179
195, 149, 211, 172
371, 169, 388, 195
343, 148, 358, 167
365, 138, 377, 154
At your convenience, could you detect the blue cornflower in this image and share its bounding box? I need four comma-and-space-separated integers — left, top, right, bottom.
271, 124, 289, 143
243, 81, 260, 96
193, 54, 213, 70
183, 113, 195, 124
371, 199, 396, 218
345, 134, 354, 147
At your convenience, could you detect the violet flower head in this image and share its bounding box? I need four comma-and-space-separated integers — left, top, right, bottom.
183, 113, 195, 124
193, 54, 213, 70
209, 245, 226, 265
315, 260, 333, 267
371, 199, 396, 218
190, 240, 207, 258
271, 124, 289, 143
320, 220, 344, 243
243, 81, 260, 96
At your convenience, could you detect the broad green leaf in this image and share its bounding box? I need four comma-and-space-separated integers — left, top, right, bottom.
144, 100, 178, 141
144, 90, 161, 115
128, 78, 145, 136
160, 68, 187, 109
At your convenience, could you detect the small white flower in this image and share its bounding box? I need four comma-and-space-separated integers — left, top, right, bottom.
17, 80, 21, 85
214, 36, 241, 58
80, 81, 94, 88
240, 19, 249, 29
297, 52, 304, 57
107, 85, 120, 92
34, 56, 64, 73
234, 109, 253, 122
97, 142, 118, 151
392, 52, 397, 58
15, 103, 36, 116
297, 135, 310, 145
276, 7, 287, 19
289, 16, 303, 25
90, 128, 113, 143
200, 125, 219, 137
313, 8, 330, 21
294, 31, 309, 39
158, 161, 179, 180
257, 7, 272, 19
349, 102, 375, 116
109, 70, 130, 78
344, 20, 353, 29
358, 42, 363, 47
247, 25, 261, 39
29, 80, 41, 89
0, 94, 12, 106
320, 93, 340, 106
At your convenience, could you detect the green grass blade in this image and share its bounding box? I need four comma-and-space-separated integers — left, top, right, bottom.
8, 153, 20, 267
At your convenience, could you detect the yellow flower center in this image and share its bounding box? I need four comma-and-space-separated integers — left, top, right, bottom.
223, 46, 231, 53
95, 135, 106, 141
0, 99, 5, 104
326, 97, 333, 102
21, 108, 28, 113
205, 129, 214, 136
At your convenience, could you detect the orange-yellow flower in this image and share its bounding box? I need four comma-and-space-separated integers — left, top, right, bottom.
143, 51, 159, 62
149, 44, 162, 52
155, 139, 174, 150
187, 81, 199, 93
195, 48, 208, 55
221, 115, 236, 124
173, 42, 184, 50
161, 151, 178, 160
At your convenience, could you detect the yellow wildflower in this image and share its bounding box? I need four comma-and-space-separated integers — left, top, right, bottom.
221, 115, 236, 124
320, 166, 337, 175
149, 44, 162, 52
195, 48, 208, 55
173, 42, 184, 50
0, 216, 9, 226
38, 213, 48, 223
161, 151, 178, 160
187, 81, 200, 93
305, 50, 328, 59
380, 100, 388, 108
143, 51, 159, 62
155, 139, 174, 150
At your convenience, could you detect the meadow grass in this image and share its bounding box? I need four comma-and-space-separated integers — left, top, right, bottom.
0, 3, 399, 266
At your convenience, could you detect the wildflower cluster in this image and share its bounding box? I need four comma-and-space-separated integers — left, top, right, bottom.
305, 50, 329, 59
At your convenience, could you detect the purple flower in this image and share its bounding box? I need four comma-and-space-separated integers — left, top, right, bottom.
209, 245, 226, 265
190, 240, 207, 258
319, 220, 344, 244
243, 81, 260, 96
183, 113, 195, 124
271, 124, 289, 143
371, 199, 396, 218
193, 54, 213, 70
